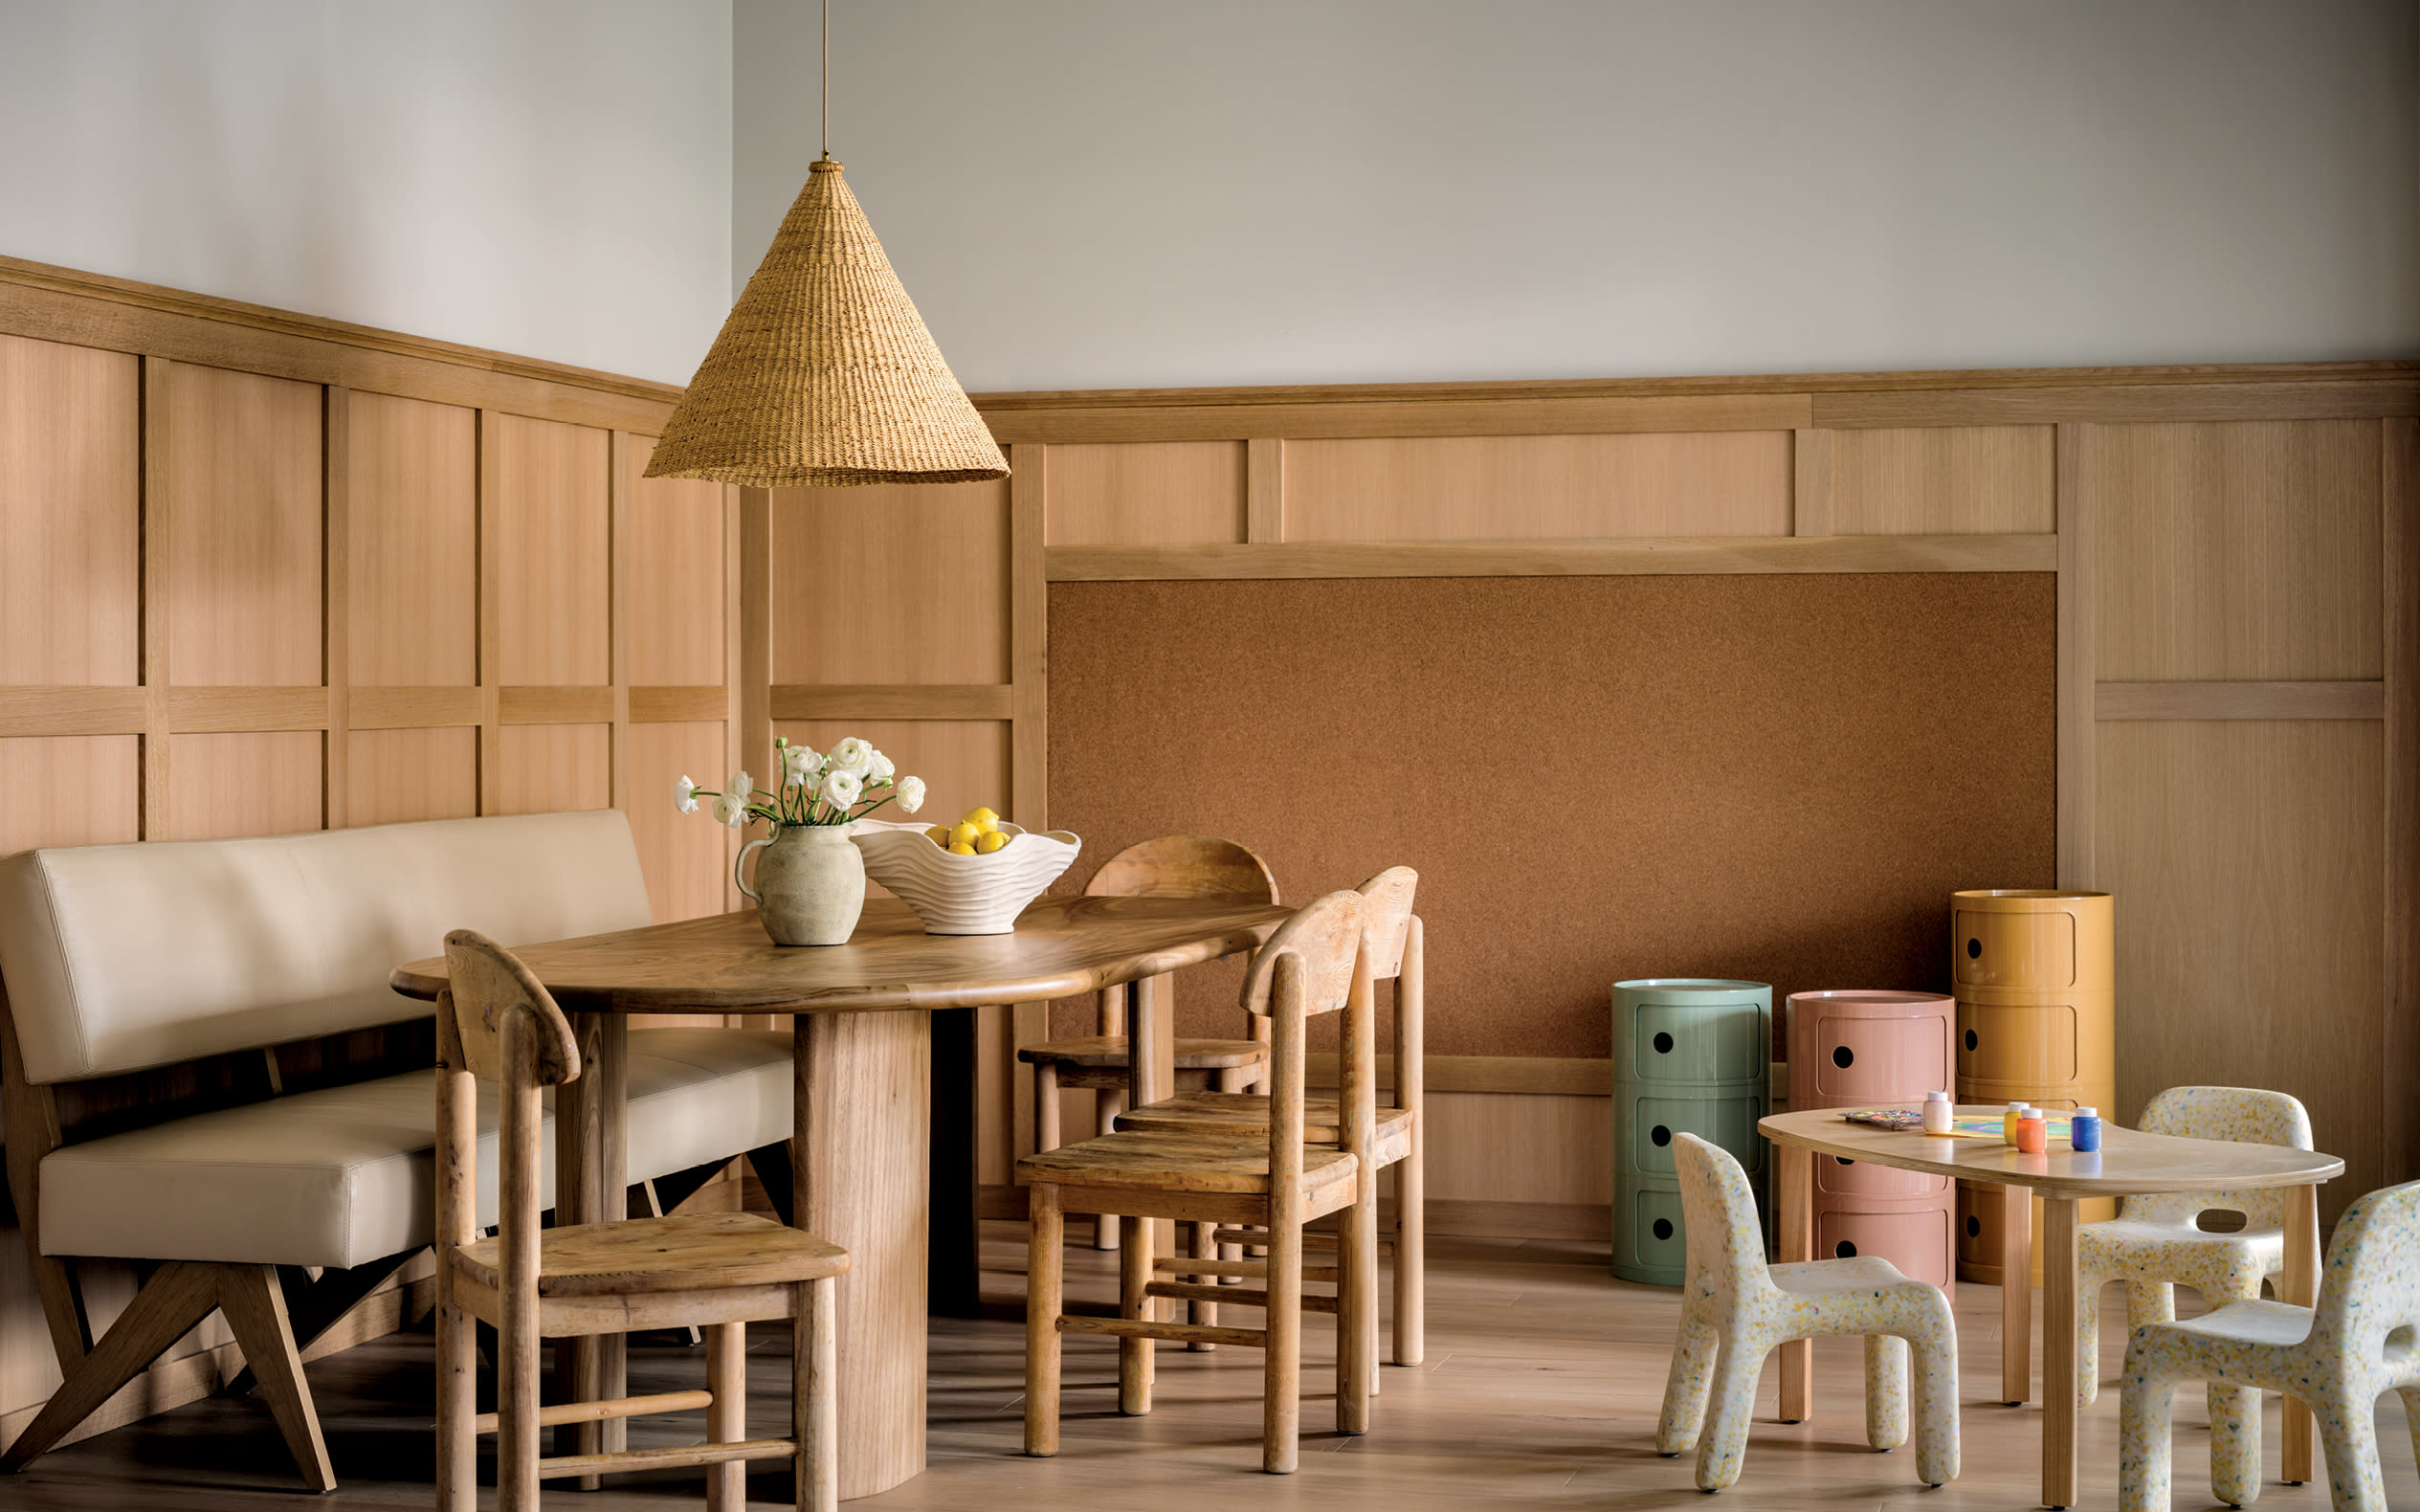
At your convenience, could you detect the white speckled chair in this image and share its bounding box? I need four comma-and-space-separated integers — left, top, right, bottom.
2077, 1088, 2315, 1398
2120, 1178, 2420, 1512
1655, 1132, 1959, 1492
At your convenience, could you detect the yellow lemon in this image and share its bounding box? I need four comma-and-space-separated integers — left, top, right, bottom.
975, 830, 1010, 855
946, 841, 977, 856
947, 820, 982, 849
924, 825, 950, 846
961, 806, 1001, 834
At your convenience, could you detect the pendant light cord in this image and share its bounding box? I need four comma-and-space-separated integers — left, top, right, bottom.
821, 0, 830, 158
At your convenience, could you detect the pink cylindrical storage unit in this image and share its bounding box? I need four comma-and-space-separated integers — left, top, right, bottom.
1785, 989, 1956, 1289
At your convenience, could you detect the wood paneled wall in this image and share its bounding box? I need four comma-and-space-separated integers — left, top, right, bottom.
0, 256, 745, 1440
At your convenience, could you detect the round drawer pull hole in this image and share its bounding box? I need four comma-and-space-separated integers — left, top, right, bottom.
1965, 1215, 1982, 1238
1652, 1218, 1674, 1241
1653, 1031, 1675, 1054
1832, 1045, 1854, 1068
1966, 938, 1982, 959
1834, 1156, 1854, 1167
1650, 1124, 1672, 1146
1965, 1030, 1978, 1051
1834, 1240, 1857, 1258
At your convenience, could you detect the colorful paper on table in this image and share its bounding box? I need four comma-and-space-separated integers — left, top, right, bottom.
1838, 1109, 2074, 1140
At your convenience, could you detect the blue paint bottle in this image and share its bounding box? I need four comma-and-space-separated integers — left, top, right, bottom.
2071, 1106, 2102, 1153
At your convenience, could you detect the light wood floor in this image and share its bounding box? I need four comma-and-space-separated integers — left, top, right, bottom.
9, 1227, 2414, 1509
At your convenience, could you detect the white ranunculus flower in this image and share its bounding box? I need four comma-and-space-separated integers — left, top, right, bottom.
866, 747, 895, 780
895, 774, 925, 814
729, 770, 753, 801
819, 767, 863, 810
783, 745, 818, 782
828, 737, 874, 773
712, 792, 746, 828
675, 775, 699, 814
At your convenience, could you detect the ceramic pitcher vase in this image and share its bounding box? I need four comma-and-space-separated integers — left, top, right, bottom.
736, 823, 865, 945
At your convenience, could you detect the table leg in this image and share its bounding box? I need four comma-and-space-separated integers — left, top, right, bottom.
1127, 972, 1174, 1108
2002, 1182, 2032, 1406
929, 1006, 982, 1320
2280, 1183, 2320, 1483
1775, 1144, 1812, 1422
2042, 1196, 2077, 1510
795, 1009, 930, 1500
554, 1012, 628, 1481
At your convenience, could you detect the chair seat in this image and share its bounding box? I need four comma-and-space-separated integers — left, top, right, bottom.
2080, 1218, 2285, 1270
40, 1028, 794, 1270
1113, 1090, 1413, 1166
1017, 1127, 1358, 1197
450, 1211, 847, 1297
1018, 1034, 1267, 1071
1769, 1255, 1924, 1299
2163, 1297, 2318, 1350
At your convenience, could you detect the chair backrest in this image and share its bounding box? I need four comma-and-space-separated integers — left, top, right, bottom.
1673, 1132, 1772, 1306
437, 930, 583, 1256
1085, 835, 1279, 903
1237, 890, 1369, 1197
0, 811, 652, 1085
2121, 1086, 2314, 1229
2306, 1179, 2420, 1364
1353, 866, 1417, 981
1240, 890, 1365, 1023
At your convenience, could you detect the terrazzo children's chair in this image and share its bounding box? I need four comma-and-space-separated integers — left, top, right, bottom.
2120, 1178, 2420, 1512
1655, 1133, 1960, 1492
2076, 1085, 2314, 1498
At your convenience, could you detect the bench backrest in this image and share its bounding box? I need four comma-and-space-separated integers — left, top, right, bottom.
0, 812, 654, 1086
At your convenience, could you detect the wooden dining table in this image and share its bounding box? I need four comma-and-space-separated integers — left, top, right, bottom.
1759, 1105, 2344, 1510
393, 894, 1290, 1501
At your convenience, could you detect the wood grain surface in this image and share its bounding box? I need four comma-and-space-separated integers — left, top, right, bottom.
1048, 574, 2055, 1057
1759, 1106, 2344, 1198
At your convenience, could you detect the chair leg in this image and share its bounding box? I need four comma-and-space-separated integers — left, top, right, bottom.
797, 1277, 837, 1512
1264, 1206, 1303, 1474
2076, 1270, 2107, 1406
1694, 1334, 1768, 1492
1094, 1087, 1124, 1250
435, 1285, 477, 1511
2316, 1392, 2387, 1512
0, 1260, 224, 1474
1339, 1184, 1376, 1434
1024, 1185, 1063, 1457
1862, 1333, 1909, 1452
1119, 1214, 1153, 1414
2396, 1386, 2420, 1493
1033, 1061, 1059, 1155
1188, 1219, 1220, 1351
2118, 1367, 2175, 1512
1905, 1302, 1961, 1488
1394, 1144, 1425, 1367
706, 1321, 746, 1512
1654, 1316, 1719, 1456
2127, 1279, 2176, 1329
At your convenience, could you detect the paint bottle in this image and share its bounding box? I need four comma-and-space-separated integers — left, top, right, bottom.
2003, 1101, 2029, 1145
1921, 1090, 1953, 1135
2015, 1107, 2049, 1153
2071, 1106, 2102, 1153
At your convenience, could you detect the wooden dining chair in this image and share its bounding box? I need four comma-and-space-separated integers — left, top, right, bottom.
1018, 834, 1280, 1251
1020, 888, 1376, 1474
434, 930, 849, 1512
1117, 866, 1427, 1367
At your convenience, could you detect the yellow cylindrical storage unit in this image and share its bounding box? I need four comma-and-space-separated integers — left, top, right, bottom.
1949, 889, 2116, 1285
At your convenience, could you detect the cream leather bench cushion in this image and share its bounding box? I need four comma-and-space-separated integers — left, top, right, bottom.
38, 1029, 791, 1271
0, 811, 654, 1086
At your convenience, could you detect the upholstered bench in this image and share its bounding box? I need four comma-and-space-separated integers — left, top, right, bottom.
0, 812, 793, 1487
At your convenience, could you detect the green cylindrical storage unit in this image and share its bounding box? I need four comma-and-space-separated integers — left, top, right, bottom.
1610, 978, 1772, 1285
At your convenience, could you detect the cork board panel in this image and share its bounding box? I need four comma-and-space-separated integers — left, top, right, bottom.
1047, 575, 2055, 1057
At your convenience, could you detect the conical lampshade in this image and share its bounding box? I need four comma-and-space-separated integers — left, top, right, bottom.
647, 157, 1008, 487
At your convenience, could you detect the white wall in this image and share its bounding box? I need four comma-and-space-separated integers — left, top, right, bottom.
737, 0, 2420, 393
0, 0, 731, 386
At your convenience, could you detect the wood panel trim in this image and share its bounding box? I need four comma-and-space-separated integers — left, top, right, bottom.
1812, 380, 2420, 430
322, 386, 350, 828
769, 683, 1013, 722
0, 256, 676, 434
1045, 534, 2055, 582
1792, 429, 1833, 537
981, 391, 1810, 445
165, 686, 332, 733
476, 411, 502, 814
737, 487, 773, 781
1245, 437, 1285, 544
608, 432, 632, 812
630, 685, 732, 723
0, 687, 146, 737
2095, 680, 2387, 722
1303, 1054, 1612, 1096
2387, 417, 2419, 1185
351, 686, 482, 729
2056, 423, 2095, 890
139, 357, 170, 838
497, 685, 614, 725
1010, 444, 1049, 831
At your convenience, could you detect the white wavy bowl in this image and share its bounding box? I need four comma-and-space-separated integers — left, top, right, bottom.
851, 818, 1082, 935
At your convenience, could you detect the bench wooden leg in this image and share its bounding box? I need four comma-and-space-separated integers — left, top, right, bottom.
0, 1260, 224, 1475
219, 1263, 336, 1492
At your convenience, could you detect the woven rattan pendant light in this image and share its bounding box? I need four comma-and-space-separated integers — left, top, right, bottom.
647, 2, 1006, 487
